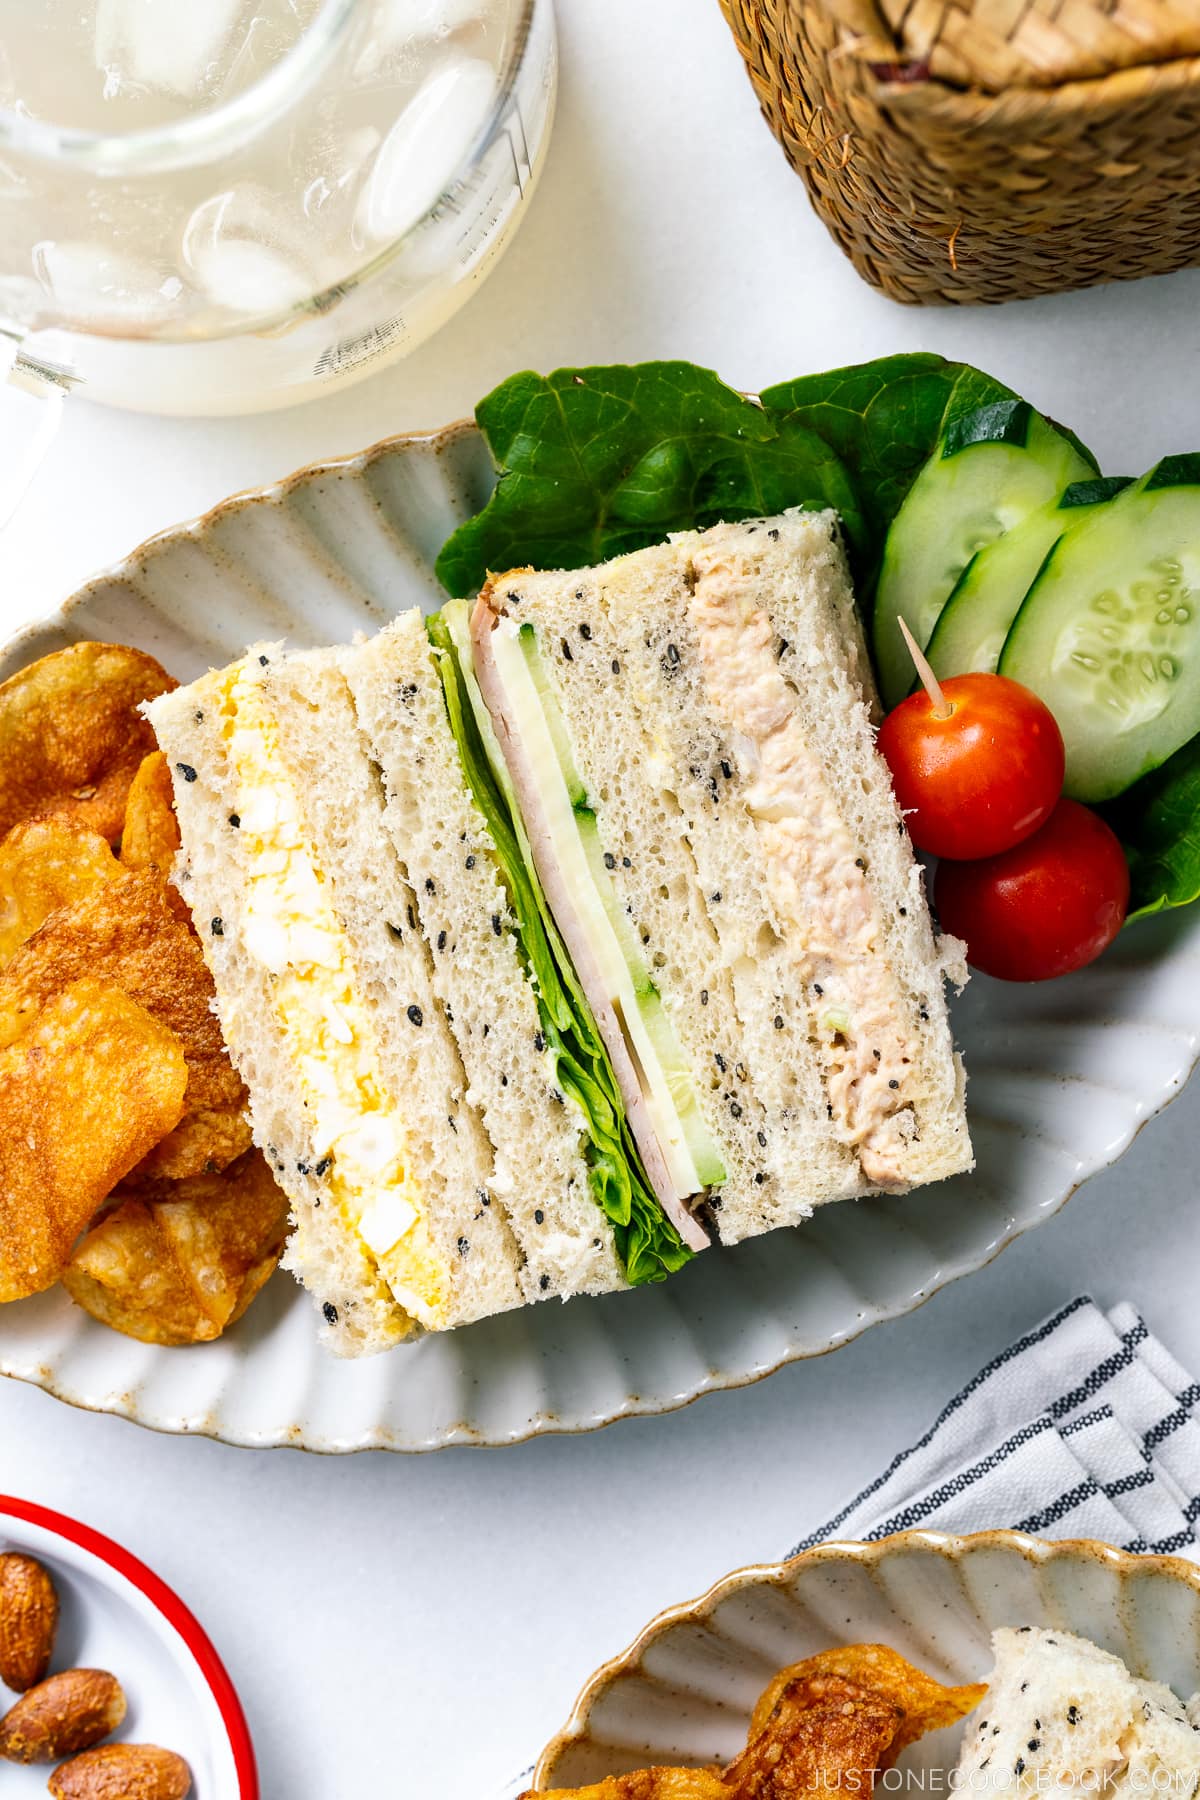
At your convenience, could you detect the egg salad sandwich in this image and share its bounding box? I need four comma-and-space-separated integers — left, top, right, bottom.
148, 506, 971, 1356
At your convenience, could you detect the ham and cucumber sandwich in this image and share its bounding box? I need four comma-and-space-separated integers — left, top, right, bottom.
149, 505, 971, 1356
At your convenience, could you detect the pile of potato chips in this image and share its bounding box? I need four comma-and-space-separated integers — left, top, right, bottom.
0, 641, 289, 1346
531, 1644, 987, 1800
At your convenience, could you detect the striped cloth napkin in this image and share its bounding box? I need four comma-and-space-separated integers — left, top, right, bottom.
789, 1295, 1200, 1558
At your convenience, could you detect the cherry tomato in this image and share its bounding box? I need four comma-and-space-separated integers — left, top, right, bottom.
934, 797, 1130, 982
878, 672, 1065, 860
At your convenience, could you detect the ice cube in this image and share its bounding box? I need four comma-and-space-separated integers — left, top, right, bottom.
188, 240, 311, 319
32, 240, 179, 327
352, 0, 490, 81
95, 0, 252, 99
355, 55, 497, 244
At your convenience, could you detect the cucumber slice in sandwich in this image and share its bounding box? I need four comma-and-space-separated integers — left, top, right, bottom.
1000, 454, 1200, 802
874, 399, 1097, 709
926, 477, 1133, 680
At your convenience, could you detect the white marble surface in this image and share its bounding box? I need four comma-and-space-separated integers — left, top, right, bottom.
4, 2, 1200, 1795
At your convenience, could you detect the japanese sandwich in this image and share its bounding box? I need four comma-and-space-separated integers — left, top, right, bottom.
148, 507, 973, 1357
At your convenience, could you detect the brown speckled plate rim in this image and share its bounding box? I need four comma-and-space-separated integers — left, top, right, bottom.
533, 1529, 1200, 1789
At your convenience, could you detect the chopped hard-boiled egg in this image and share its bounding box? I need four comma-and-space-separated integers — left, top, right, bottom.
216, 659, 451, 1329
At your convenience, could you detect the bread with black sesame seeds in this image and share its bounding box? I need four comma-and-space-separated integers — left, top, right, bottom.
956, 1627, 1200, 1798
473, 506, 971, 1248
340, 609, 628, 1302
147, 647, 525, 1353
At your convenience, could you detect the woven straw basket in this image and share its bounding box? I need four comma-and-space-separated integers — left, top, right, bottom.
718, 0, 1200, 304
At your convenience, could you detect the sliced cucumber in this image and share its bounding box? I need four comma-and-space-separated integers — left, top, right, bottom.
873, 400, 1096, 709
926, 477, 1133, 680
492, 617, 726, 1195
999, 456, 1200, 802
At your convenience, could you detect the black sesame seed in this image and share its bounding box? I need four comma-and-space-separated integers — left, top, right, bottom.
730, 1101, 742, 1119
1027, 1740, 1040, 1754
314, 1157, 331, 1177
774, 1014, 784, 1029
768, 527, 780, 541
193, 710, 204, 724
258, 653, 269, 666
721, 760, 732, 779
700, 989, 709, 1007
539, 1273, 550, 1291
603, 851, 615, 870
898, 905, 907, 916
228, 812, 241, 829
622, 856, 631, 868
297, 1160, 310, 1175
1014, 1760, 1025, 1779
754, 1172, 766, 1185
889, 1078, 900, 1089
437, 930, 447, 951
579, 622, 592, 640
457, 1236, 470, 1256
491, 913, 502, 936
323, 1302, 338, 1325
534, 1031, 545, 1052
465, 853, 476, 869
667, 643, 680, 665
1067, 1708, 1079, 1726
500, 1074, 507, 1086
176, 762, 197, 783
855, 857, 867, 870
611, 658, 620, 675
711, 890, 721, 903
714, 1052, 726, 1071
210, 917, 224, 937
757, 1130, 767, 1147
920, 1006, 930, 1022
534, 1208, 545, 1225
407, 1004, 423, 1026
814, 982, 824, 996
482, 1023, 490, 1037
424, 877, 436, 894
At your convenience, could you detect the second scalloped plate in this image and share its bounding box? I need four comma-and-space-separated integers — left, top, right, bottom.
1, 423, 1198, 1452
531, 1531, 1200, 1789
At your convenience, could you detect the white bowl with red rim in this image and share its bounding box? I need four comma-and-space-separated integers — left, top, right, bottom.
0, 1494, 256, 1799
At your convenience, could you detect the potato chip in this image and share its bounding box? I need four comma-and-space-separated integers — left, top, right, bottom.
0, 864, 245, 1113
120, 750, 181, 870
0, 979, 186, 1303
62, 1150, 290, 1345
748, 1647, 985, 1757
530, 1776, 727, 1800
0, 642, 176, 843
132, 1105, 253, 1181
728, 1672, 903, 1799
0, 815, 120, 967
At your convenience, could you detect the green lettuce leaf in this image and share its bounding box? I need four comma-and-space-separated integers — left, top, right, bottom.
435, 361, 863, 598
426, 607, 691, 1285
1106, 734, 1200, 921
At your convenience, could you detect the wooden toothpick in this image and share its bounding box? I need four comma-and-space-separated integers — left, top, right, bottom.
898, 616, 953, 719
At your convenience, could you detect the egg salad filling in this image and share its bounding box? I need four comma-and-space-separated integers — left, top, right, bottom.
216, 660, 451, 1329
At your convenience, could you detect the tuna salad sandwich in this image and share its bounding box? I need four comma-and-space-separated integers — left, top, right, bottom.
148, 506, 972, 1357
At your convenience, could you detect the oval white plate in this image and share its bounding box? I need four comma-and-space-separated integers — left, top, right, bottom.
1, 425, 1198, 1453
531, 1530, 1200, 1788
0, 1494, 256, 1798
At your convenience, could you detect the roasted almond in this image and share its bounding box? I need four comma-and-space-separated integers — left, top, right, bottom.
0, 1552, 58, 1691
49, 1743, 193, 1800
0, 1668, 125, 1763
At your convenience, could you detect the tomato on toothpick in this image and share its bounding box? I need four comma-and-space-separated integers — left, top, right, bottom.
877, 619, 1065, 861
935, 797, 1130, 982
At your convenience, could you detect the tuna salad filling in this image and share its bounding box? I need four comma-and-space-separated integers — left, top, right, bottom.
688, 539, 917, 1188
